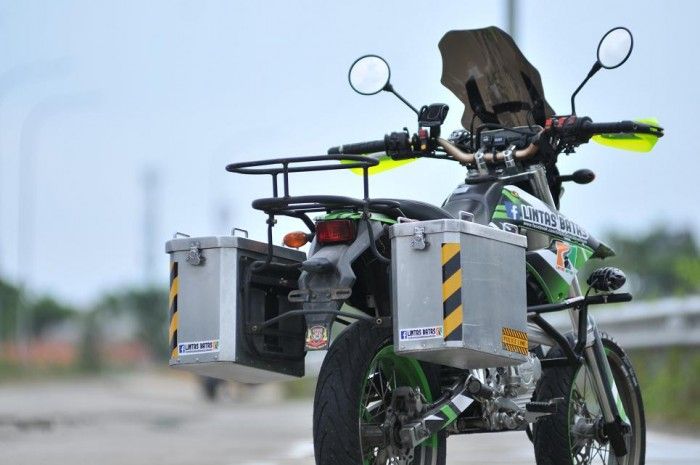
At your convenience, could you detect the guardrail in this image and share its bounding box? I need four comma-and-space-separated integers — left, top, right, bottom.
304, 295, 700, 375
546, 295, 700, 349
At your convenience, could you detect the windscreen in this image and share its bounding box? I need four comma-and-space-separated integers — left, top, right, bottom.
439, 26, 555, 129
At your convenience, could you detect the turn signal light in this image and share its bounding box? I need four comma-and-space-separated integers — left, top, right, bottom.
283, 231, 309, 248
316, 220, 356, 244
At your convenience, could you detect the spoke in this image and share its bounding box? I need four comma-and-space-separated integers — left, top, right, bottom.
377, 364, 387, 399
604, 444, 610, 465
602, 444, 609, 465
366, 399, 384, 414
591, 444, 602, 464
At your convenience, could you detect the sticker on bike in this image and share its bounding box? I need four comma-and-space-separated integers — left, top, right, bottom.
178, 339, 219, 355
399, 326, 444, 341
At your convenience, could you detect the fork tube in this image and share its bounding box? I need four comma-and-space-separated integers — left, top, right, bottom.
528, 164, 556, 208
528, 164, 623, 432
584, 333, 616, 421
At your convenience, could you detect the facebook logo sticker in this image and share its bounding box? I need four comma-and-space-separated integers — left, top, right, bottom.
504, 201, 520, 220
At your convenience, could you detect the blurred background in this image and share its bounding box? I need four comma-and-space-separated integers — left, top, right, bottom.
0, 1, 698, 464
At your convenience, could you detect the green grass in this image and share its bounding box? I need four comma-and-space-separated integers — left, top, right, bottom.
628, 347, 700, 428
0, 359, 89, 383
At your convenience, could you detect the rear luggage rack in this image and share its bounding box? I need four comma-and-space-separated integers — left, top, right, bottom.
226, 154, 402, 268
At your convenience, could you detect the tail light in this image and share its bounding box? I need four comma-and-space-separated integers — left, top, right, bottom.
315, 220, 356, 244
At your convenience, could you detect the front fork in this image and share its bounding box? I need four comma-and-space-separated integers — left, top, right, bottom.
569, 278, 630, 457
529, 164, 629, 457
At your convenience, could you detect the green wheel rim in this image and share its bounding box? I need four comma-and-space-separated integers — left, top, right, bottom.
359, 345, 437, 465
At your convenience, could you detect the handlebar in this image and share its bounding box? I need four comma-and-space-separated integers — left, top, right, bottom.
438, 137, 541, 165
327, 116, 663, 167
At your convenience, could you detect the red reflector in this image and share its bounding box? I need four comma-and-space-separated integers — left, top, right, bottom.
316, 220, 356, 244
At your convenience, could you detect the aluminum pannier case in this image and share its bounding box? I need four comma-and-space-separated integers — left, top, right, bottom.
390, 219, 528, 369
165, 235, 306, 383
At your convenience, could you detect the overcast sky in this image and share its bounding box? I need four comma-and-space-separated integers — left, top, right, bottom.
0, 1, 696, 305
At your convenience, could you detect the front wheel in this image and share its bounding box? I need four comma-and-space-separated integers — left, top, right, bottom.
313, 321, 446, 465
533, 336, 645, 465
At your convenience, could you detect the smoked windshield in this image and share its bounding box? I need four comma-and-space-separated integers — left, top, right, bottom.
439, 26, 555, 129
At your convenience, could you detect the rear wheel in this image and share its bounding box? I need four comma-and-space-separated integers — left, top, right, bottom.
533, 336, 645, 465
313, 321, 446, 465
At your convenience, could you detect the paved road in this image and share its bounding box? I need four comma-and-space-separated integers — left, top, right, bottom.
1, 372, 698, 465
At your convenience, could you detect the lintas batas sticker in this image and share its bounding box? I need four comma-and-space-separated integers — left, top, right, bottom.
178, 339, 220, 355
509, 204, 589, 242
399, 326, 444, 341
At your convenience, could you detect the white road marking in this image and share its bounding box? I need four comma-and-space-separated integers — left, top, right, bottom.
286, 440, 315, 459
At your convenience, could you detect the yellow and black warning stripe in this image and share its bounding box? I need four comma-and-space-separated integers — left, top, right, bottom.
442, 243, 463, 342
169, 261, 179, 359
501, 327, 528, 355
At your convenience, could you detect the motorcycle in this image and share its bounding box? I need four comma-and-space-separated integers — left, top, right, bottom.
178, 26, 664, 465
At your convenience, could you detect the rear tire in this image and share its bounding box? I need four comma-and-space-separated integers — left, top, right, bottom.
313, 321, 446, 465
533, 336, 645, 465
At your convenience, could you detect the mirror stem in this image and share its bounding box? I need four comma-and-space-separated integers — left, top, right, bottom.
384, 83, 419, 115
570, 61, 602, 115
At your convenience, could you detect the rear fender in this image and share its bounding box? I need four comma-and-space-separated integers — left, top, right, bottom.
298, 220, 385, 350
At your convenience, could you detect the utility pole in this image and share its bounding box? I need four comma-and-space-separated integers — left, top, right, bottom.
15, 93, 94, 363
506, 0, 518, 43
142, 167, 158, 285
0, 58, 70, 345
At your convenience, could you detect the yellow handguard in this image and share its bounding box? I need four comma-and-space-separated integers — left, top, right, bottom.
342, 155, 417, 175
591, 118, 663, 152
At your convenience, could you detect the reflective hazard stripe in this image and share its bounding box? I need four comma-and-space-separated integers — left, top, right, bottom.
501, 327, 528, 355
169, 262, 179, 358
442, 243, 463, 341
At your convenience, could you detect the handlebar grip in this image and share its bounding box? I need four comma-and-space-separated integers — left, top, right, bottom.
327, 138, 386, 155
581, 120, 638, 136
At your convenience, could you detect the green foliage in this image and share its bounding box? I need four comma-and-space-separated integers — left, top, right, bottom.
588, 226, 700, 298
630, 348, 700, 427
0, 279, 21, 340
95, 287, 169, 360
0, 278, 78, 340
29, 297, 76, 337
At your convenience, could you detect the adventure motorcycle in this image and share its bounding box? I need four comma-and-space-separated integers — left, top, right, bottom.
168, 26, 663, 465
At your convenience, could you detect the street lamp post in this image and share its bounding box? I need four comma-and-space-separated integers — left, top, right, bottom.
0, 59, 70, 346
15, 93, 95, 363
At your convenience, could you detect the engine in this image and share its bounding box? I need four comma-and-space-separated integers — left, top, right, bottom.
477, 355, 543, 431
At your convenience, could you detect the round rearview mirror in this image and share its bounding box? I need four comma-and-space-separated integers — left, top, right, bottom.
597, 27, 633, 69
348, 55, 390, 95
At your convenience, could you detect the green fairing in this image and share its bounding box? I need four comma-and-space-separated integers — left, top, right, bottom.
568, 243, 594, 270
526, 263, 556, 303
534, 243, 594, 303
492, 187, 596, 303
317, 211, 397, 224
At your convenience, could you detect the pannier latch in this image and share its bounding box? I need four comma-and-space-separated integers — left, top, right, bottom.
186, 242, 205, 266
410, 226, 428, 250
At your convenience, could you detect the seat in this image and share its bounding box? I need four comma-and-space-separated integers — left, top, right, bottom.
374, 198, 454, 221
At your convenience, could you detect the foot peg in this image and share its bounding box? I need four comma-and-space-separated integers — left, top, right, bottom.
526, 397, 565, 414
